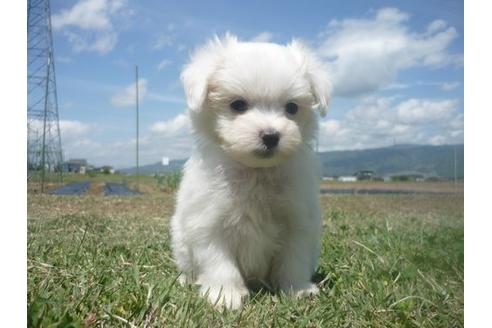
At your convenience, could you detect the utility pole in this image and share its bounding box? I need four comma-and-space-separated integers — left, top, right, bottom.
454, 145, 457, 194
136, 65, 139, 191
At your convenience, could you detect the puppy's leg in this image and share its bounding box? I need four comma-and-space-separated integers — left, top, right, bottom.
170, 216, 195, 285
194, 241, 248, 309
271, 229, 319, 297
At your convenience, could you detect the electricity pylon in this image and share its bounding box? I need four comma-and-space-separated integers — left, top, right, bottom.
27, 0, 63, 192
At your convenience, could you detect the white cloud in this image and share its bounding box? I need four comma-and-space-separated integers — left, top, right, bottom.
318, 96, 463, 151
67, 113, 192, 167
153, 34, 173, 50
113, 113, 192, 167
382, 82, 410, 91
375, 7, 409, 22
142, 113, 193, 163
157, 59, 173, 71
441, 81, 460, 91
449, 113, 464, 130
250, 32, 273, 42
59, 123, 98, 162
58, 120, 97, 159
396, 98, 457, 124
52, 0, 127, 54
427, 19, 448, 34
59, 120, 93, 137
429, 135, 447, 145
28, 119, 93, 139
318, 7, 462, 97
150, 113, 190, 135
64, 29, 117, 54
111, 79, 148, 107
40, 117, 189, 168
52, 0, 124, 30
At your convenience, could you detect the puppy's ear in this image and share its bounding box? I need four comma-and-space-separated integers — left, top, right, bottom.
288, 40, 332, 117
181, 34, 238, 111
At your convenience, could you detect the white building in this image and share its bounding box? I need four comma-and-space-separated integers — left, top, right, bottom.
338, 176, 357, 182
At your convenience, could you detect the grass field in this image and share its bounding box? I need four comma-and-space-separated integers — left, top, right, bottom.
27, 177, 463, 327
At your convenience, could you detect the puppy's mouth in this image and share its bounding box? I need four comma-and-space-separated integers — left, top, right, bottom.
253, 148, 275, 158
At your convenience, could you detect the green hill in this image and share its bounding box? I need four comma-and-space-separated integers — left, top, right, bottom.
121, 144, 464, 179
120, 159, 186, 175
319, 144, 463, 178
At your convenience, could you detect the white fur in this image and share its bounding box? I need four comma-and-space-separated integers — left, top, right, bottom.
171, 34, 331, 309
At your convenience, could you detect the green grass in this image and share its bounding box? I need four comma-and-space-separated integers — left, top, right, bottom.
27, 187, 463, 327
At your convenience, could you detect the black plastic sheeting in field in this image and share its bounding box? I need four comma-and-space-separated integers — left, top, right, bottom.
49, 181, 91, 195
104, 182, 141, 196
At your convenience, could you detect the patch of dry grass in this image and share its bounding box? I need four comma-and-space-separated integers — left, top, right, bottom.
28, 193, 175, 221
321, 181, 463, 193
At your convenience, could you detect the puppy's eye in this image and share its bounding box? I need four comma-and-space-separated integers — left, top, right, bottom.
230, 100, 248, 113
285, 102, 298, 115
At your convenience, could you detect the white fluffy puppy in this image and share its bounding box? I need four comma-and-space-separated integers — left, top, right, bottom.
171, 34, 331, 309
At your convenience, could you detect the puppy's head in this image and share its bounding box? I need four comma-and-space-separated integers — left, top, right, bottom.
182, 34, 331, 168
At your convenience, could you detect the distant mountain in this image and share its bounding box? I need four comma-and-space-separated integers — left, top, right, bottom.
120, 144, 464, 178
319, 144, 464, 178
120, 159, 186, 175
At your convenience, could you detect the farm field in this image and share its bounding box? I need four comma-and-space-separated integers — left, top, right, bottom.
321, 180, 463, 193
27, 176, 464, 327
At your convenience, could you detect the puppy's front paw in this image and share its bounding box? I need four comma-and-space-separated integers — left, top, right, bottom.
294, 283, 319, 298
177, 273, 188, 286
281, 282, 319, 298
200, 284, 249, 310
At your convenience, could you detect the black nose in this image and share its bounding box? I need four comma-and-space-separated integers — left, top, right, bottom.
261, 131, 280, 150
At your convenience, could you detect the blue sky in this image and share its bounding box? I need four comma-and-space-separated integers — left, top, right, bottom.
49, 0, 464, 168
